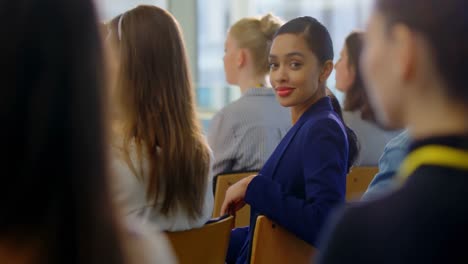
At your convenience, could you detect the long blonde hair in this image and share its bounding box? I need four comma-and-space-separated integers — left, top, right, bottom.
229, 13, 283, 75
112, 5, 210, 219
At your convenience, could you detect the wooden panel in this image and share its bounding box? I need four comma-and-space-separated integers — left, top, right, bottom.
213, 172, 258, 227
346, 166, 379, 201
251, 216, 317, 264
166, 216, 234, 264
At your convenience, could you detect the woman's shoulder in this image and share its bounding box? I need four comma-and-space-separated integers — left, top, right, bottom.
110, 138, 151, 202
301, 109, 344, 133
217, 90, 282, 114
293, 115, 347, 151
111, 138, 151, 174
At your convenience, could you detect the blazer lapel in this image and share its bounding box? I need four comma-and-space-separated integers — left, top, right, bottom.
259, 97, 333, 179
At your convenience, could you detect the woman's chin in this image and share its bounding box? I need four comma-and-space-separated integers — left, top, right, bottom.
278, 101, 293, 108
275, 97, 294, 108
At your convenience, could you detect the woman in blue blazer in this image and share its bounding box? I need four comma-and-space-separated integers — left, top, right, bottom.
221, 16, 358, 264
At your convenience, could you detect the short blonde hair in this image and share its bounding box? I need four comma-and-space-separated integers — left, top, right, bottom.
229, 13, 283, 75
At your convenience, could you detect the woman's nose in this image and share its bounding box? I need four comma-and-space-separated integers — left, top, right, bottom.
272, 66, 288, 85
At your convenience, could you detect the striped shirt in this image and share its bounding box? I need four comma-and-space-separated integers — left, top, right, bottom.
207, 87, 291, 177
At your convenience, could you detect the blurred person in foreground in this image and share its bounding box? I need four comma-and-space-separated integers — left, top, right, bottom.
318, 0, 468, 263
0, 0, 174, 263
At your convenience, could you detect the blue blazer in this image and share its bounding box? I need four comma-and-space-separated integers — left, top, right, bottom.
228, 97, 348, 264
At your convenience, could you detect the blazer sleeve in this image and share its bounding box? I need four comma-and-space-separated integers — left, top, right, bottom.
244, 118, 347, 246
207, 110, 237, 177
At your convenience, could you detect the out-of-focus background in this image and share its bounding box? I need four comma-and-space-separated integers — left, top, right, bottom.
97, 0, 373, 131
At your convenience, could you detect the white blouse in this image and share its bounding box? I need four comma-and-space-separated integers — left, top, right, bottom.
124, 216, 176, 264
111, 139, 214, 231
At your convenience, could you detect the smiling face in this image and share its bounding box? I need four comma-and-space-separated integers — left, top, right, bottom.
268, 33, 325, 110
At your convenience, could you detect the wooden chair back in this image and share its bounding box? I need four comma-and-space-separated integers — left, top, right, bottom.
250, 215, 317, 264
213, 172, 258, 227
166, 215, 234, 264
346, 166, 379, 201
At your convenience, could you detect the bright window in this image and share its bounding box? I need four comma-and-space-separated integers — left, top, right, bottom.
96, 0, 167, 21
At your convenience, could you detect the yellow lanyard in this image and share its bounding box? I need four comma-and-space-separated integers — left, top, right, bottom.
398, 145, 468, 184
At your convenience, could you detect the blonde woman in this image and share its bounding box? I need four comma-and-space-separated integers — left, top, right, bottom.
109, 5, 213, 231
208, 14, 291, 177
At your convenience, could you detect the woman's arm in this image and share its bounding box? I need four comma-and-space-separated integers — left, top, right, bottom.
245, 119, 347, 246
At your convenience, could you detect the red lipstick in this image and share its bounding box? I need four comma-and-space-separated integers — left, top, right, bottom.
275, 87, 294, 97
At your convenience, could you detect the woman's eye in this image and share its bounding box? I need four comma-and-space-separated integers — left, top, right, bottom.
290, 62, 302, 69
269, 63, 279, 70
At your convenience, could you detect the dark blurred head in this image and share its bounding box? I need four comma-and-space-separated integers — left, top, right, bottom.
0, 0, 124, 263
362, 0, 468, 128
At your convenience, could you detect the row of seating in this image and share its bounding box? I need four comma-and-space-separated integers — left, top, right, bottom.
166, 167, 377, 263
166, 214, 315, 264
213, 167, 378, 227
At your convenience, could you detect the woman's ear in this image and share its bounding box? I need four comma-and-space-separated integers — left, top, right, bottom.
237, 49, 246, 68
391, 24, 416, 83
319, 60, 334, 84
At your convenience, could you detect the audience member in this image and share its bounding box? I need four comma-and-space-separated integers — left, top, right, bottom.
335, 31, 401, 165
221, 16, 358, 264
361, 130, 411, 201
108, 5, 213, 231
208, 14, 291, 178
